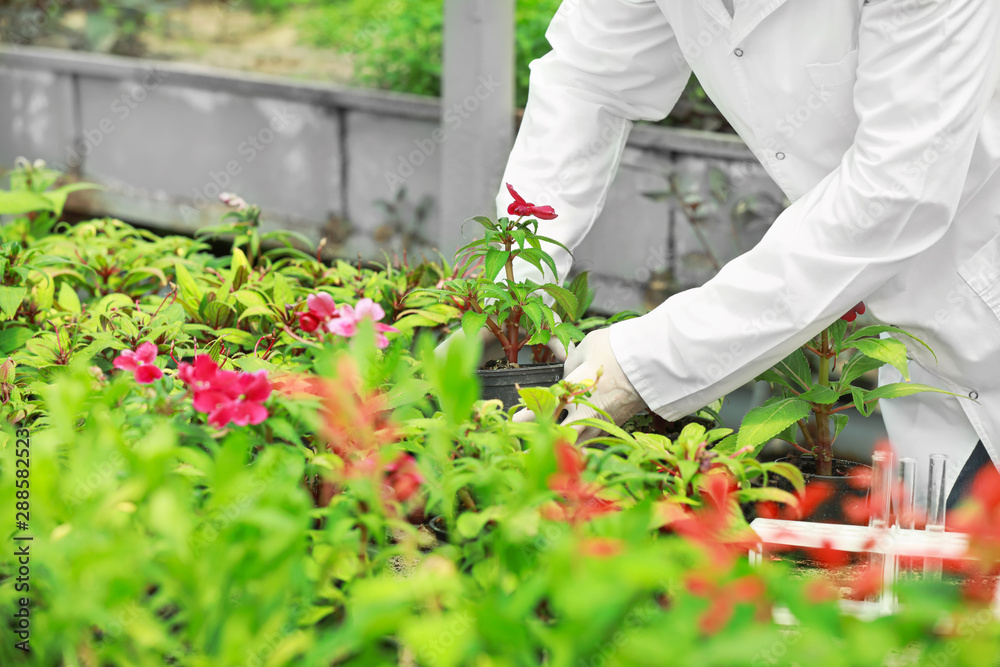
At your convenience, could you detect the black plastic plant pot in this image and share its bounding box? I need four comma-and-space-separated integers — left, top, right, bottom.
477, 363, 564, 410
775, 455, 871, 525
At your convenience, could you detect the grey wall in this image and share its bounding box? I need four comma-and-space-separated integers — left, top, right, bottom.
0, 46, 783, 315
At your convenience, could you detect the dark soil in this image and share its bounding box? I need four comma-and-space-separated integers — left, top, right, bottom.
483, 358, 519, 370
622, 411, 716, 441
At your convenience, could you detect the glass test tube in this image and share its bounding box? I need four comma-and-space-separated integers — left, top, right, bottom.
870, 451, 893, 529
868, 451, 893, 601
897, 457, 917, 574
924, 454, 948, 579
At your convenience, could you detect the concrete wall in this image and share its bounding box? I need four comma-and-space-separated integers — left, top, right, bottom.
0, 46, 784, 315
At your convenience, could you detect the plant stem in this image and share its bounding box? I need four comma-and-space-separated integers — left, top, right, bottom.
814, 329, 833, 476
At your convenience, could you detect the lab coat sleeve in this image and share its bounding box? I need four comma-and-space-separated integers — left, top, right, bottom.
611, 0, 1000, 419
497, 0, 692, 285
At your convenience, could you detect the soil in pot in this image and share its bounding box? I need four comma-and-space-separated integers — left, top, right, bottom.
478, 362, 564, 410
622, 411, 716, 441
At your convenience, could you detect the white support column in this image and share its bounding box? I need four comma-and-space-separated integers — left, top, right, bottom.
439, 0, 516, 256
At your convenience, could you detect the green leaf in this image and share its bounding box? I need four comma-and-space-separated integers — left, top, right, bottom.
456, 509, 501, 539
205, 335, 228, 363
272, 272, 294, 306
174, 263, 203, 307
517, 387, 559, 420
851, 387, 869, 415
0, 327, 32, 354
461, 311, 488, 339
827, 319, 849, 353
797, 385, 840, 405
234, 290, 268, 310
541, 285, 579, 320
42, 182, 101, 216
520, 328, 546, 347
853, 337, 910, 381
831, 414, 850, 443
0, 286, 27, 320
864, 382, 960, 404
483, 249, 511, 282
0, 191, 55, 215
754, 369, 796, 392
237, 304, 278, 323
57, 283, 81, 314
736, 397, 812, 453
765, 462, 806, 493
739, 487, 800, 508
839, 353, 886, 387
845, 325, 936, 361
774, 349, 813, 391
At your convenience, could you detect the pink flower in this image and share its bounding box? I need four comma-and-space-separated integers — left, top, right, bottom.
299, 293, 398, 349
219, 192, 248, 210
506, 183, 558, 220
307, 292, 338, 320
113, 342, 163, 384
177, 355, 271, 428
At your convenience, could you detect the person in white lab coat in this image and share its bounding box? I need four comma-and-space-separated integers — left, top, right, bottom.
500, 0, 1000, 504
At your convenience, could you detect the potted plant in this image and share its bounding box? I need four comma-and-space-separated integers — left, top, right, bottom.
726, 304, 955, 522
412, 185, 587, 407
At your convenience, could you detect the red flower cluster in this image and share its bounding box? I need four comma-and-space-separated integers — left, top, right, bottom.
506, 184, 558, 220
298, 293, 398, 349
383, 454, 424, 503
113, 342, 163, 384
840, 302, 866, 322
545, 442, 619, 525
685, 572, 769, 635
178, 355, 272, 428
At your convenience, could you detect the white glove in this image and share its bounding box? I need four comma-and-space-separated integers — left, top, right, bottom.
514, 328, 647, 440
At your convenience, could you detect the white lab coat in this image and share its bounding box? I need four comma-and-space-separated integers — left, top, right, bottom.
499, 0, 1000, 498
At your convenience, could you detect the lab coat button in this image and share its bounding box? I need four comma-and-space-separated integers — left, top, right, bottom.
734, 48, 744, 57
776, 152, 786, 160
970, 390, 980, 400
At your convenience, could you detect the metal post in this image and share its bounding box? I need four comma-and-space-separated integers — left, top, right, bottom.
440, 0, 516, 256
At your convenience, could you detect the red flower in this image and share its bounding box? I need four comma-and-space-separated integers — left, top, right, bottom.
384, 453, 424, 503
177, 355, 272, 428
546, 442, 619, 525
840, 302, 866, 323
113, 342, 163, 384
298, 311, 321, 333
506, 183, 558, 220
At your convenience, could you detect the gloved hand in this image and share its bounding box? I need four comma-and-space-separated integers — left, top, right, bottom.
514, 328, 647, 441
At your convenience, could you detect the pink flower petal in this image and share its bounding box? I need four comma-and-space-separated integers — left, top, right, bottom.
327, 318, 358, 338
208, 403, 236, 429
354, 298, 386, 322
193, 389, 231, 413
113, 351, 139, 371
239, 371, 272, 403
134, 365, 163, 384
307, 292, 338, 319
135, 342, 158, 364
232, 401, 269, 426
